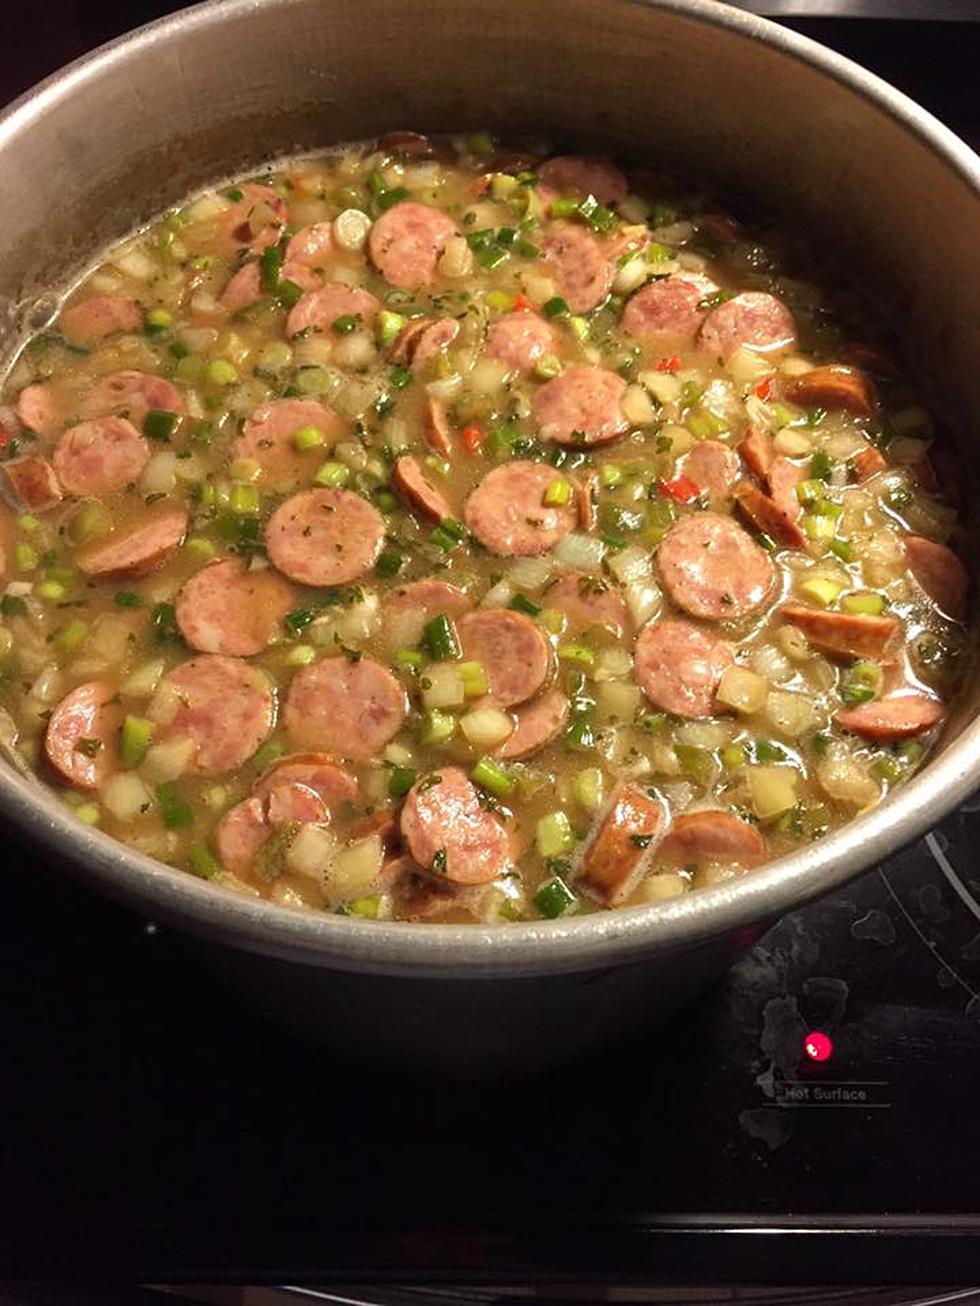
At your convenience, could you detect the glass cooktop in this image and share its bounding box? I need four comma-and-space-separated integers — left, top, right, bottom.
0, 4, 978, 1294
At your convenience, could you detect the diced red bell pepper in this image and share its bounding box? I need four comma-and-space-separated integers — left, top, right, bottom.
657, 354, 681, 374
460, 424, 484, 454
659, 474, 700, 504
512, 294, 532, 312
753, 376, 776, 401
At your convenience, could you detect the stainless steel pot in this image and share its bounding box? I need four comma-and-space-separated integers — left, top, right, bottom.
1, 0, 978, 1074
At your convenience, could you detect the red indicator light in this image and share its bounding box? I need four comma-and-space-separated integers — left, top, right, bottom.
804, 1030, 833, 1062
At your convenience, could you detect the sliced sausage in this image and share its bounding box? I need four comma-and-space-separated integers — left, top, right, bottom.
912, 443, 959, 505
79, 370, 185, 426
52, 418, 149, 496
621, 276, 711, 343
577, 783, 666, 905
905, 535, 968, 621
785, 365, 877, 418
44, 681, 119, 790
392, 455, 452, 523
532, 364, 628, 446
284, 655, 407, 761
841, 341, 896, 379
76, 508, 187, 578
657, 810, 765, 867
547, 571, 630, 636
161, 656, 274, 775
735, 484, 806, 550
698, 292, 796, 359
368, 201, 457, 289
264, 781, 327, 827
265, 488, 385, 586
286, 281, 381, 338
657, 513, 776, 620
852, 445, 887, 482
390, 317, 460, 374
780, 605, 900, 660
16, 383, 63, 439
575, 469, 599, 532
464, 460, 576, 557
538, 155, 628, 206
285, 222, 335, 268
253, 753, 358, 807
59, 293, 142, 346
538, 223, 612, 313
214, 795, 270, 875
378, 130, 435, 156
424, 395, 454, 457
231, 398, 342, 492
768, 456, 804, 521
682, 440, 739, 507
220, 259, 319, 313
485, 311, 555, 371
634, 618, 734, 719
394, 868, 475, 921
457, 609, 551, 708
2, 456, 62, 512
217, 183, 287, 253
175, 557, 295, 656
737, 424, 774, 481
382, 579, 472, 648
400, 766, 512, 886
496, 688, 569, 761
835, 693, 944, 741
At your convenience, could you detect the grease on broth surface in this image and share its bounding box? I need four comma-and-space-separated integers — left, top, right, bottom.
0, 133, 967, 922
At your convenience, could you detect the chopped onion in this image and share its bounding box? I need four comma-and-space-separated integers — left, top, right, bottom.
460, 705, 513, 749
750, 644, 794, 686
28, 665, 62, 704
612, 259, 649, 297
480, 579, 514, 609
726, 346, 771, 385
142, 452, 177, 495
772, 428, 812, 457
621, 382, 657, 426
335, 441, 368, 471
744, 394, 775, 430
426, 374, 463, 401
658, 422, 694, 455
507, 555, 553, 591
765, 689, 820, 738
184, 193, 229, 222
179, 326, 217, 354
327, 835, 383, 900
638, 370, 681, 405
778, 354, 815, 377
554, 532, 606, 573
293, 336, 335, 367
437, 234, 475, 279
90, 614, 135, 663
817, 742, 880, 807
333, 208, 372, 252
334, 377, 379, 420
608, 544, 652, 584
112, 246, 157, 281
716, 664, 768, 714
674, 721, 733, 749
468, 357, 510, 396
139, 735, 195, 784
332, 330, 376, 369
101, 773, 153, 823
175, 453, 207, 482
624, 579, 662, 627
286, 823, 338, 882
747, 764, 798, 820
422, 664, 466, 710
189, 291, 223, 317
594, 648, 633, 682
145, 681, 184, 726
595, 680, 642, 724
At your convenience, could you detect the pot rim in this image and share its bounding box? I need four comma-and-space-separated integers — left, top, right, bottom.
1, 0, 979, 978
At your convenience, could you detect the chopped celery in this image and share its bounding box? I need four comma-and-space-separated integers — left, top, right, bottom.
841, 591, 887, 615
543, 476, 571, 505
572, 767, 604, 811
188, 842, 222, 880
206, 358, 238, 385
156, 782, 193, 830
229, 483, 260, 515
420, 708, 455, 746
558, 643, 595, 669
458, 661, 489, 697
841, 660, 883, 706
14, 543, 37, 571
799, 576, 845, 607
293, 424, 327, 451
119, 715, 156, 767
535, 810, 575, 858
54, 619, 87, 653
314, 461, 351, 488
471, 757, 516, 798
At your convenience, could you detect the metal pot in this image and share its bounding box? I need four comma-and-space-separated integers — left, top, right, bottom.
1, 0, 978, 1074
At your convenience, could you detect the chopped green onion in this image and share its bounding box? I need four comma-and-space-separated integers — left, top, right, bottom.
332, 313, 359, 336
259, 243, 282, 293
841, 660, 883, 706
535, 810, 575, 858
277, 279, 303, 309
601, 464, 623, 489
151, 601, 179, 640
828, 539, 856, 562
471, 756, 516, 798
156, 782, 193, 830
567, 315, 589, 341
75, 804, 101, 827
314, 461, 351, 488
803, 513, 838, 541
458, 660, 489, 697
185, 537, 216, 561
534, 875, 577, 919
377, 310, 406, 345
510, 593, 542, 618
754, 739, 789, 762
388, 362, 413, 390
429, 517, 467, 552
295, 365, 335, 395
465, 131, 495, 155
722, 743, 747, 770
284, 644, 317, 667
564, 714, 597, 751
646, 241, 672, 263
206, 358, 238, 386
0, 595, 26, 617
16, 514, 40, 534
114, 590, 142, 608
394, 648, 424, 669
119, 715, 156, 767
53, 618, 87, 652
252, 740, 285, 772
674, 743, 715, 783
810, 449, 834, 481
230, 483, 260, 515
188, 842, 222, 880
293, 424, 327, 451
542, 296, 570, 319
558, 643, 595, 668
375, 548, 406, 577
423, 612, 460, 661
388, 765, 417, 798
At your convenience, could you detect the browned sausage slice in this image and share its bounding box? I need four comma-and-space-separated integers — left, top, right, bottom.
634, 618, 734, 718
657, 809, 765, 866
400, 766, 512, 885
378, 131, 435, 156
161, 655, 275, 775
424, 395, 454, 457
253, 753, 358, 807
265, 488, 385, 586
548, 571, 630, 636
780, 605, 900, 660
16, 383, 63, 439
835, 693, 944, 741
657, 513, 776, 620
539, 155, 628, 205
2, 456, 62, 512
44, 681, 120, 790
232, 398, 342, 492
496, 688, 569, 760
485, 311, 556, 371
284, 222, 335, 268
368, 201, 457, 289
220, 259, 319, 313
577, 783, 665, 904
464, 461, 576, 556
737, 424, 774, 481
538, 223, 612, 313
59, 293, 142, 346
532, 365, 627, 446
284, 655, 407, 760
735, 484, 806, 550
214, 796, 269, 875
852, 445, 887, 482
575, 469, 599, 532
79, 371, 185, 426
768, 457, 804, 521
286, 281, 381, 338
392, 455, 452, 523
175, 556, 295, 656
76, 508, 188, 579
785, 365, 877, 418
682, 440, 739, 507
53, 418, 149, 496
698, 292, 796, 359
621, 276, 712, 343
457, 609, 551, 707
905, 535, 968, 620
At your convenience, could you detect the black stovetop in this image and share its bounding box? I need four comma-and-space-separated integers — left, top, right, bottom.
2, 5, 979, 1293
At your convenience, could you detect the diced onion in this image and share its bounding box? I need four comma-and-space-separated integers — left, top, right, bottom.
332, 330, 376, 369
28, 665, 62, 704
460, 705, 514, 749
594, 648, 633, 682
747, 764, 798, 820
90, 614, 135, 663
120, 659, 165, 699
480, 579, 514, 609
112, 246, 157, 281
426, 375, 463, 401
778, 355, 815, 377
595, 680, 642, 724
764, 689, 820, 738
468, 357, 510, 395
638, 370, 681, 405
772, 428, 812, 457
625, 579, 662, 627
293, 336, 335, 367
507, 556, 553, 590
101, 773, 153, 823
750, 644, 794, 685
438, 235, 475, 279
621, 382, 657, 426
726, 346, 772, 385
658, 422, 694, 455
744, 395, 775, 430
608, 544, 652, 584
184, 193, 229, 222
716, 664, 769, 714
674, 721, 732, 749
554, 532, 606, 572
139, 735, 195, 784
776, 625, 811, 661
335, 441, 368, 471
817, 742, 880, 807
142, 452, 177, 495
334, 377, 379, 420
640, 873, 687, 902
286, 823, 338, 882
612, 259, 649, 297
189, 291, 223, 317
421, 665, 466, 710
327, 835, 383, 900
